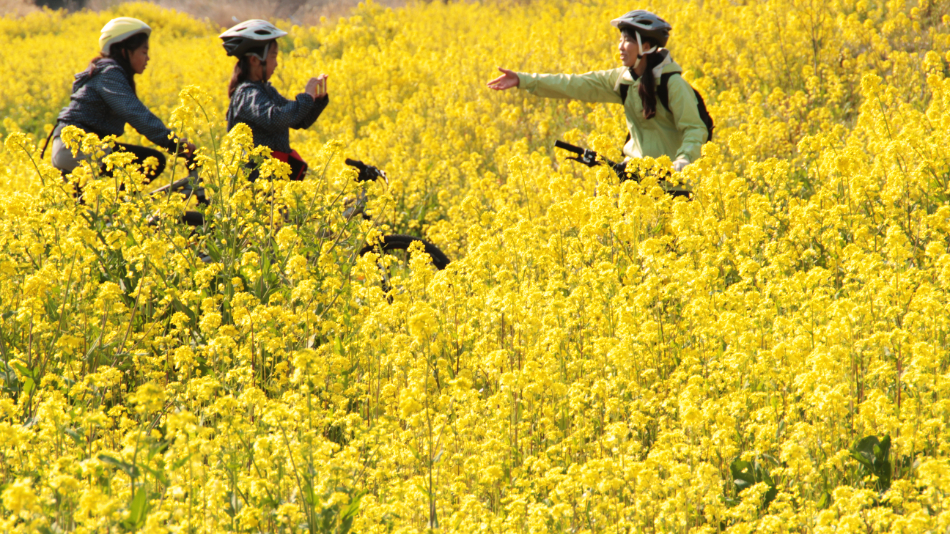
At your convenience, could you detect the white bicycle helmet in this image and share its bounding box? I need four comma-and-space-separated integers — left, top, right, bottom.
219, 19, 287, 61
100, 17, 151, 56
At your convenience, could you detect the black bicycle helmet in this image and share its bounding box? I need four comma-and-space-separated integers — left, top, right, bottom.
611, 10, 671, 48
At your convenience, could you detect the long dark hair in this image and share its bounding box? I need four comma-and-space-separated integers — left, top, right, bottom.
227, 41, 273, 98
637, 46, 665, 120
85, 32, 149, 94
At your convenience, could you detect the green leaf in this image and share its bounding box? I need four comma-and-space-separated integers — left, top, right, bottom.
142, 464, 169, 487
98, 454, 141, 479
224, 491, 241, 518
11, 362, 32, 378
729, 456, 779, 509
730, 460, 755, 492
123, 486, 148, 530
171, 298, 198, 323
318, 507, 335, 532
205, 240, 222, 262
414, 483, 432, 498
22, 376, 35, 396
341, 491, 363, 518
148, 439, 171, 458
406, 444, 421, 462
302, 482, 317, 506
170, 454, 193, 471
851, 435, 893, 492
63, 427, 84, 446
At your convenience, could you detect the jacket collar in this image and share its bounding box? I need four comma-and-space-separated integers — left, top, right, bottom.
619, 49, 678, 85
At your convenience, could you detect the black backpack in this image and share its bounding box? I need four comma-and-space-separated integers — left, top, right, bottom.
619, 72, 714, 143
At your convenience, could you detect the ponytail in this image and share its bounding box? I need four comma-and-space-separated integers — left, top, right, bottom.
637, 49, 664, 120
228, 56, 251, 98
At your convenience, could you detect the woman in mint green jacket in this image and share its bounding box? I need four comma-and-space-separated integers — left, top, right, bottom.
488, 10, 706, 172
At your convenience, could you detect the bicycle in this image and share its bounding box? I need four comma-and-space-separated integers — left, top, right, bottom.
342, 158, 451, 270
149, 157, 451, 271
553, 140, 692, 198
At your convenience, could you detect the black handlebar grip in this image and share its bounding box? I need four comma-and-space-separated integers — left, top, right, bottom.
554, 140, 584, 155
345, 158, 367, 172
345, 158, 383, 182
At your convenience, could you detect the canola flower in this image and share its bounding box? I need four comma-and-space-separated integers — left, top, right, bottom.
1, 0, 950, 532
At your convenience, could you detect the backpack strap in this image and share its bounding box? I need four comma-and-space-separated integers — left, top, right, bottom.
657, 72, 715, 142
620, 72, 714, 151
619, 83, 631, 152
656, 72, 676, 112
620, 72, 675, 110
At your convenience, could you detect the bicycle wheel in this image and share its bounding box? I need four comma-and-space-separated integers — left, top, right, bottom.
358, 234, 451, 270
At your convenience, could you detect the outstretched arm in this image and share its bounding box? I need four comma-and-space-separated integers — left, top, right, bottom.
489, 66, 624, 104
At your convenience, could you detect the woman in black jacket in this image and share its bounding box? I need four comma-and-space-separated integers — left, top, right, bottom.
221, 19, 328, 181
50, 17, 193, 181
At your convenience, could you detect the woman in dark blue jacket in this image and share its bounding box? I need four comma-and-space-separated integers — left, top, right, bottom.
50, 17, 193, 181
221, 19, 328, 181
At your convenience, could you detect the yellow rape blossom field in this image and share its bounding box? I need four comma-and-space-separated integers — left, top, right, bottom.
2, 0, 950, 531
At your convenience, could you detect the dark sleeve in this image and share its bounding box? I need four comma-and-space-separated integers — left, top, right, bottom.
235, 85, 316, 129
97, 67, 177, 151
293, 95, 328, 130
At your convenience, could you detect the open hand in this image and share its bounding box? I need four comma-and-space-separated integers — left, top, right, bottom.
487, 67, 520, 90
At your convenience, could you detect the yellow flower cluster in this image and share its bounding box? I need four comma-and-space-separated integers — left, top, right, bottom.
2, 0, 950, 532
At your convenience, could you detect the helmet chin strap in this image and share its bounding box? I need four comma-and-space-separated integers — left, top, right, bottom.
632, 31, 657, 70
253, 42, 271, 82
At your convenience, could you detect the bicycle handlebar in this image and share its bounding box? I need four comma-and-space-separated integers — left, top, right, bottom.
554, 140, 692, 198
554, 140, 618, 169
345, 158, 386, 183
554, 140, 584, 155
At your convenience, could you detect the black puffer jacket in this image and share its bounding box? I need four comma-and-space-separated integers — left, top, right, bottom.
226, 80, 328, 153
57, 59, 177, 152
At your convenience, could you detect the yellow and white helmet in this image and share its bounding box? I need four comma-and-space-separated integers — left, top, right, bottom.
99, 17, 151, 56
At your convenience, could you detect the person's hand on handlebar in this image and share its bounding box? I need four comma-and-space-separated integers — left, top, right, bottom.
175, 139, 197, 163
487, 68, 520, 90
305, 74, 329, 99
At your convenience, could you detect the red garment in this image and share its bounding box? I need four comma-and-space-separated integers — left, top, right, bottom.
271, 149, 308, 181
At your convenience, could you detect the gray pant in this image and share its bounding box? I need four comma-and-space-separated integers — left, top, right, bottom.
50, 124, 168, 183
50, 123, 89, 173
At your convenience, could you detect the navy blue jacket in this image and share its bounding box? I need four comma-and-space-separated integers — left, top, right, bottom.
57, 59, 177, 152
226, 80, 328, 153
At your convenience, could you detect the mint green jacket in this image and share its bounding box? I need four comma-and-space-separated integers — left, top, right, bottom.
517, 59, 707, 164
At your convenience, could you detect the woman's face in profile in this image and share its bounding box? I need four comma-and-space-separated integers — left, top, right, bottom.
129, 40, 150, 74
